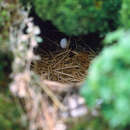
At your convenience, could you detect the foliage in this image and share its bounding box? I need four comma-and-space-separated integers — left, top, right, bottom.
121, 0, 130, 29
0, 0, 20, 51
81, 0, 130, 128
31, 0, 122, 36
0, 1, 27, 129
0, 0, 26, 51
0, 90, 25, 130
0, 0, 10, 50
81, 30, 130, 129
68, 117, 109, 130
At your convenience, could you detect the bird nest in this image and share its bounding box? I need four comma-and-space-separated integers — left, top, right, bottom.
31, 48, 96, 83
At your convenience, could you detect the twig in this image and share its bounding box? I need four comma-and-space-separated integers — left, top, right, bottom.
40, 81, 66, 110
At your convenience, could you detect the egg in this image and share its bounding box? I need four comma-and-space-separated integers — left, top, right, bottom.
60, 38, 68, 49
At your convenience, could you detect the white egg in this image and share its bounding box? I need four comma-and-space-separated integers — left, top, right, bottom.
60, 38, 68, 49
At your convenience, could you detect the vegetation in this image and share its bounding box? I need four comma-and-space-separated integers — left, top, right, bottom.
0, 0, 23, 51
24, 0, 122, 35
0, 1, 26, 129
0, 92, 25, 130
121, 0, 130, 29
0, 0, 11, 50
81, 30, 130, 129
1, 0, 130, 129
81, 0, 130, 129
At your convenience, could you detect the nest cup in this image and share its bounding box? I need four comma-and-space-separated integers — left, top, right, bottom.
31, 39, 96, 84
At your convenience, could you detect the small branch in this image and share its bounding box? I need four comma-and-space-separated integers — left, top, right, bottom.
41, 80, 83, 94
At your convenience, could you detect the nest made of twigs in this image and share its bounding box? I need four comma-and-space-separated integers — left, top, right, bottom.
31, 48, 96, 83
